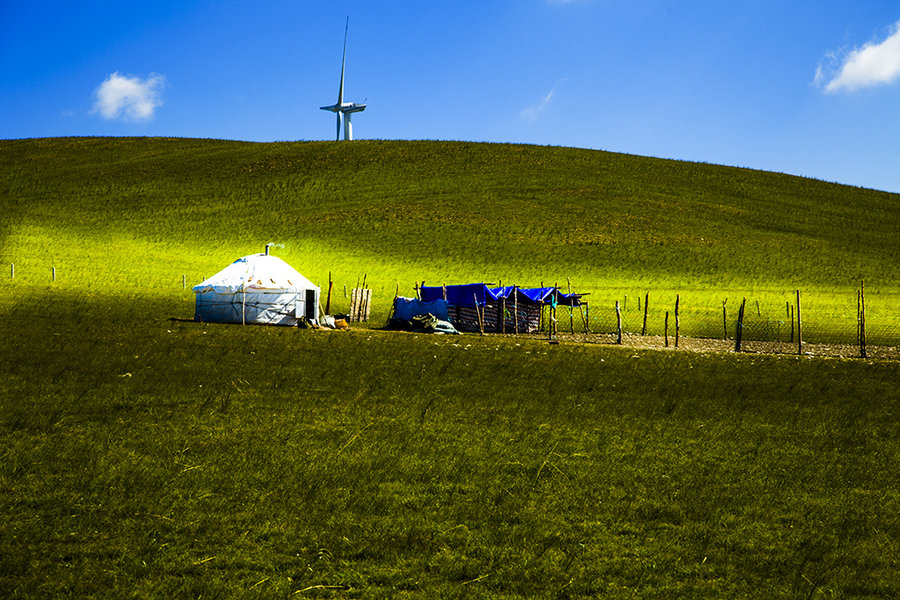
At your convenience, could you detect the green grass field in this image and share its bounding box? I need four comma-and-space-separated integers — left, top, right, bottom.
2, 138, 899, 598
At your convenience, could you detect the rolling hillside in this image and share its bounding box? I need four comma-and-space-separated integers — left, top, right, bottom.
2, 137, 898, 297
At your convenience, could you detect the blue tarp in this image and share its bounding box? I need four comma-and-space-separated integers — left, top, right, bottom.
420, 284, 581, 307
421, 284, 500, 306
393, 297, 450, 321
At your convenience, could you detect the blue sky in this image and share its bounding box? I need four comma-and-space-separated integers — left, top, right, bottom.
2, 0, 900, 193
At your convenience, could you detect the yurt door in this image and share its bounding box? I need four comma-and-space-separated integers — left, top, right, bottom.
305, 289, 316, 320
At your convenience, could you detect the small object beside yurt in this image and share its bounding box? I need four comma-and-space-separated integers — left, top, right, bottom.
193, 250, 320, 326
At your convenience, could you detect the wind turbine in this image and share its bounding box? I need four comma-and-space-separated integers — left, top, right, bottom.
320, 18, 366, 141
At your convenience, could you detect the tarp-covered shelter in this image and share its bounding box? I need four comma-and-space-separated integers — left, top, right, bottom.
389, 297, 458, 334
419, 284, 582, 333
193, 253, 320, 326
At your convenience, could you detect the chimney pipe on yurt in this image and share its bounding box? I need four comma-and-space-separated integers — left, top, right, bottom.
265, 242, 274, 256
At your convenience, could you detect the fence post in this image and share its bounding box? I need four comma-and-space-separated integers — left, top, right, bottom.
474, 293, 484, 335
642, 292, 649, 336
786, 301, 790, 342
325, 272, 333, 315
674, 294, 680, 349
9, 264, 13, 279
796, 290, 802, 355
615, 300, 622, 344
580, 299, 588, 333
52, 267, 56, 282
514, 287, 520, 334
859, 281, 867, 359
735, 298, 746, 352
722, 299, 728, 339
789, 304, 795, 343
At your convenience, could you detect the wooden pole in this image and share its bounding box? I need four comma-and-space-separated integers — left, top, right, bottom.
786, 301, 791, 342
325, 272, 333, 315
9, 264, 13, 279
474, 293, 484, 335
642, 292, 649, 336
362, 288, 371, 322
182, 274, 186, 290
860, 281, 867, 359
514, 287, 519, 334
722, 299, 728, 340
567, 277, 574, 334
52, 267, 57, 282
674, 294, 680, 349
354, 275, 370, 322
790, 304, 795, 343
349, 288, 356, 322
539, 299, 544, 332
553, 282, 559, 338
735, 298, 745, 352
664, 311, 669, 347
796, 290, 802, 355
615, 300, 622, 344
390, 282, 399, 320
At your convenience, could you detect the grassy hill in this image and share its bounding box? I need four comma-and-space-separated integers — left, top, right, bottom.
2, 138, 899, 598
3, 137, 898, 295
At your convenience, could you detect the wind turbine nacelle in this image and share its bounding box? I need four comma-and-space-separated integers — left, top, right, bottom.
341, 103, 367, 114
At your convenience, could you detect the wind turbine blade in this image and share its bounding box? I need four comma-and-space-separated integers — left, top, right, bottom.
337, 17, 348, 106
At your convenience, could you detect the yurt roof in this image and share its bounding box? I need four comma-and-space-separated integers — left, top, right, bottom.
192, 253, 318, 294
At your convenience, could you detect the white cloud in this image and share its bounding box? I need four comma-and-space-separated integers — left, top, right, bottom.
818, 20, 900, 93
521, 79, 567, 121
93, 72, 166, 121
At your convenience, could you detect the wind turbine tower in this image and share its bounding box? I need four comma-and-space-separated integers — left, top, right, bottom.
320, 18, 366, 141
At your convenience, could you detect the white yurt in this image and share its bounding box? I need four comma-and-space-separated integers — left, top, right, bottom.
193, 250, 320, 326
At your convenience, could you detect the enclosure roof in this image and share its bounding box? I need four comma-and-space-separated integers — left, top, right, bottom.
420, 284, 581, 307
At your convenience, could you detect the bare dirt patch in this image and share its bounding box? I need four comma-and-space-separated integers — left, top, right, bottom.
511, 332, 899, 361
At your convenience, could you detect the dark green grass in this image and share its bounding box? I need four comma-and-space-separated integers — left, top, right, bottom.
2, 292, 898, 598
2, 138, 899, 597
